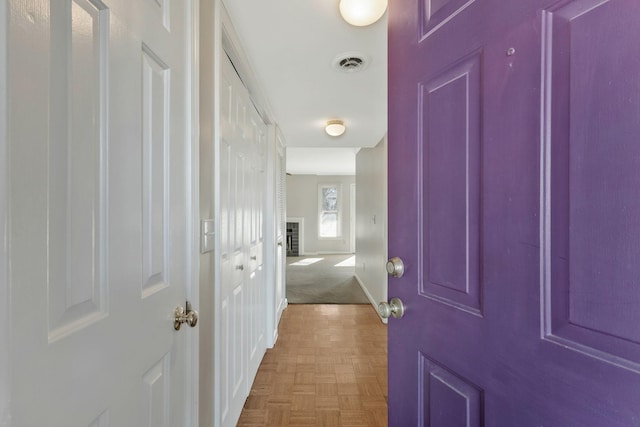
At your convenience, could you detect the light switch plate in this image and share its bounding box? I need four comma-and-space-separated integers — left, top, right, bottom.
201, 219, 215, 253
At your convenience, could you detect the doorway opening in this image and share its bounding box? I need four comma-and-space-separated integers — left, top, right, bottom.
286, 218, 304, 257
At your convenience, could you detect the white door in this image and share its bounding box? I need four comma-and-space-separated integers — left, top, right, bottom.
218, 52, 268, 427
275, 138, 286, 318
8, 1, 196, 425
218, 52, 248, 427
266, 127, 287, 346
246, 106, 267, 383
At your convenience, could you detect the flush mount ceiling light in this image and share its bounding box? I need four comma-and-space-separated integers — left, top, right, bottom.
325, 120, 346, 137
339, 0, 388, 27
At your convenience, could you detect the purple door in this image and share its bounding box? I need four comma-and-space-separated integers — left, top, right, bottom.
387, 0, 640, 425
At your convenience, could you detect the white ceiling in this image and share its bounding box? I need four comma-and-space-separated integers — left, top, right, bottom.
223, 0, 388, 175
286, 147, 359, 176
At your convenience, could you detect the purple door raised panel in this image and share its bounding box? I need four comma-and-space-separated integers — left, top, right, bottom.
388, 0, 640, 425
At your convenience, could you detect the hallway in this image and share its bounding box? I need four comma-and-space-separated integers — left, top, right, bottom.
237, 304, 388, 426
286, 255, 370, 304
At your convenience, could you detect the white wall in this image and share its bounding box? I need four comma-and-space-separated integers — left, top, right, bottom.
355, 136, 388, 316
286, 174, 355, 254
198, 0, 220, 425
264, 125, 287, 347
0, 0, 9, 424
272, 129, 287, 341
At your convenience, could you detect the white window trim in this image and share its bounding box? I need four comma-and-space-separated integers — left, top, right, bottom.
318, 183, 342, 240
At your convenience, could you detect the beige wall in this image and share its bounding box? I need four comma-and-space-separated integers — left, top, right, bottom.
355, 136, 388, 314
0, 0, 8, 419
286, 174, 355, 254
198, 1, 218, 424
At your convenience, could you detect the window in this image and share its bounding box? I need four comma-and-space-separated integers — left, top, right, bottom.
318, 184, 341, 238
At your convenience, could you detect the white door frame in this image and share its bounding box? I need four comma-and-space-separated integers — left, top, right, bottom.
276, 136, 287, 323
0, 0, 10, 424
265, 125, 277, 347
185, 0, 200, 425
265, 125, 282, 347
350, 183, 356, 253
265, 126, 287, 348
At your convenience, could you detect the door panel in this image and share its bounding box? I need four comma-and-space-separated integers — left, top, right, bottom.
543, 0, 640, 367
141, 45, 170, 299
389, 0, 640, 425
47, 0, 108, 340
9, 0, 193, 425
420, 0, 475, 38
421, 51, 482, 315
420, 355, 482, 427
141, 355, 171, 427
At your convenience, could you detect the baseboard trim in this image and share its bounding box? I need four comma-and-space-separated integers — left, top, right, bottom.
317, 251, 354, 255
270, 298, 288, 348
354, 274, 388, 325
292, 252, 354, 256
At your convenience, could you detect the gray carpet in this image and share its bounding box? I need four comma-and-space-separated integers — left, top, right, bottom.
286, 254, 370, 304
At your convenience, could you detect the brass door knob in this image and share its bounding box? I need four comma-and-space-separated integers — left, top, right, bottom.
174, 301, 199, 330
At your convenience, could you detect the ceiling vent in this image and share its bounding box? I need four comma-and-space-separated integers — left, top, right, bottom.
333, 52, 369, 73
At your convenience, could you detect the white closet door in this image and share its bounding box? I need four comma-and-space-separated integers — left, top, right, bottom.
218, 52, 268, 427
247, 105, 267, 384
218, 52, 247, 427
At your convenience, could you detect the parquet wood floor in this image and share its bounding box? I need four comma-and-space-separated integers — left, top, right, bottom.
237, 304, 388, 427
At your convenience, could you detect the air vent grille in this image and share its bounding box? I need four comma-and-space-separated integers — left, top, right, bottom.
339, 57, 364, 70
333, 52, 369, 73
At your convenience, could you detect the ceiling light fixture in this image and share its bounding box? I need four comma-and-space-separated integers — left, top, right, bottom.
325, 120, 346, 137
339, 0, 388, 27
